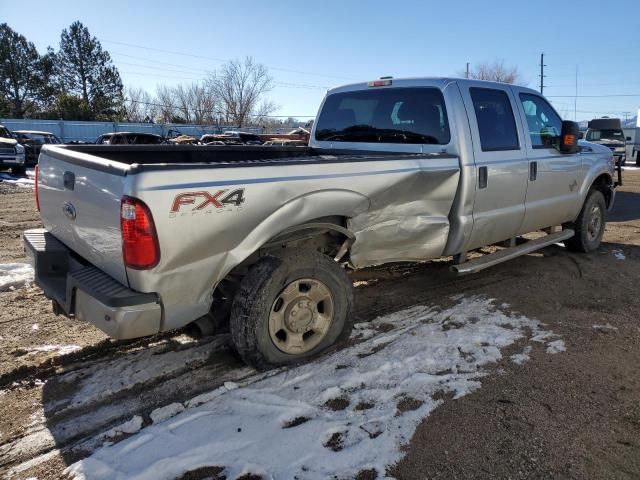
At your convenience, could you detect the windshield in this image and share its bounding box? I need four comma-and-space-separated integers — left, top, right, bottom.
0, 127, 12, 139
586, 129, 624, 142
315, 87, 450, 144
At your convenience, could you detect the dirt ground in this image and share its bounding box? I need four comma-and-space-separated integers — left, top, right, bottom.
1, 170, 640, 479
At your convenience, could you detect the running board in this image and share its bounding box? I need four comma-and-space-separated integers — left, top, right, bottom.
451, 229, 574, 276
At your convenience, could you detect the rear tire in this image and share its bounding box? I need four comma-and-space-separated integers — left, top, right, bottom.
636, 151, 640, 167
564, 190, 606, 253
10, 166, 26, 176
230, 250, 354, 370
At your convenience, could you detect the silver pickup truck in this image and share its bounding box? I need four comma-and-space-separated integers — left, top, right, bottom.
24, 77, 615, 369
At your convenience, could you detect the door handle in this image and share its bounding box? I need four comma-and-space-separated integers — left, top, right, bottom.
529, 161, 537, 181
478, 166, 488, 189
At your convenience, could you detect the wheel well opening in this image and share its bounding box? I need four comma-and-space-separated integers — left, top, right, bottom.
207, 217, 353, 333
591, 174, 614, 208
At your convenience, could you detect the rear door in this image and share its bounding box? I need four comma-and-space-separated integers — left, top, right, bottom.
512, 90, 583, 233
37, 148, 129, 284
460, 84, 529, 250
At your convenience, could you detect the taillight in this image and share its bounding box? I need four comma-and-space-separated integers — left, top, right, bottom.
35, 165, 40, 211
120, 196, 160, 269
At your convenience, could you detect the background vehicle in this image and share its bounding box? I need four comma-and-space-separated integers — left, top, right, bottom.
200, 131, 264, 145
95, 132, 165, 145
623, 127, 640, 165
25, 77, 615, 370
586, 118, 626, 165
0, 124, 26, 174
13, 130, 62, 167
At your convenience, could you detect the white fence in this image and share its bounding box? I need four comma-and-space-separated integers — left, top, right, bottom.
0, 119, 262, 143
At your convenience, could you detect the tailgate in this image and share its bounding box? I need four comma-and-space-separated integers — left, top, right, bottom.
37, 147, 129, 285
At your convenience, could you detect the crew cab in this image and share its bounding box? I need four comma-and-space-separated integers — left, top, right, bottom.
24, 77, 615, 369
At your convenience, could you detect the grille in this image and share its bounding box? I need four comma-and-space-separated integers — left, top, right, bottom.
0, 147, 15, 156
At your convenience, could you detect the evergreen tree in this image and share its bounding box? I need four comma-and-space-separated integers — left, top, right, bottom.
0, 23, 55, 118
57, 21, 123, 119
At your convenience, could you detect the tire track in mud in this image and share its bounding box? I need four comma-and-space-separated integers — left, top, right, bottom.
0, 264, 521, 477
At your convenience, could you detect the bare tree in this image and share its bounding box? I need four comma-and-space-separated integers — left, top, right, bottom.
462, 60, 524, 85
123, 86, 157, 122
155, 84, 178, 123
208, 56, 276, 127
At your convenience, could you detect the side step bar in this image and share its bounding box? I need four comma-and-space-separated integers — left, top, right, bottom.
451, 229, 575, 276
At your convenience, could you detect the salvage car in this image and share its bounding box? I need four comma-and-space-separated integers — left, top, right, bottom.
0, 124, 26, 174
95, 132, 165, 145
13, 130, 62, 166
24, 77, 616, 369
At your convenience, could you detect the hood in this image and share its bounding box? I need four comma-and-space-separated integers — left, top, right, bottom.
0, 137, 17, 147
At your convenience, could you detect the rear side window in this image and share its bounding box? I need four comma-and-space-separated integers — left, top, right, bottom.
519, 93, 562, 148
315, 87, 450, 144
470, 88, 519, 151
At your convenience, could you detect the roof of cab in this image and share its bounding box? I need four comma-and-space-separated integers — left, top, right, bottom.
326, 76, 540, 96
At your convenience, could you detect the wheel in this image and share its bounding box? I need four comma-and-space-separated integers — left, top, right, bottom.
564, 190, 606, 253
636, 151, 640, 167
230, 250, 354, 370
10, 166, 26, 176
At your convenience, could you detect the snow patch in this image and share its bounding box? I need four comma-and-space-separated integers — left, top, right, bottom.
150, 403, 184, 424
593, 323, 618, 332
105, 416, 144, 438
25, 345, 81, 356
0, 263, 34, 291
0, 172, 34, 188
546, 340, 566, 354
612, 249, 626, 260
510, 345, 532, 365
67, 296, 563, 480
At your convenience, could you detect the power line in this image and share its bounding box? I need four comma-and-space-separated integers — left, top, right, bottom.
111, 53, 329, 89
127, 98, 315, 118
102, 38, 357, 81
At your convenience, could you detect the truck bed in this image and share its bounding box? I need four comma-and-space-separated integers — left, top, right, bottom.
47, 145, 432, 173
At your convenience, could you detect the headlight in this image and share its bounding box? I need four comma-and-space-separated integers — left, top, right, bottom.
15, 144, 25, 154
615, 147, 625, 152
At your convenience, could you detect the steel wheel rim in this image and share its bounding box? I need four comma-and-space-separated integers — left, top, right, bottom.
587, 203, 602, 242
268, 278, 334, 354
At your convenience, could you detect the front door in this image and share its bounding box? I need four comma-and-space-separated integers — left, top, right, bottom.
512, 90, 583, 233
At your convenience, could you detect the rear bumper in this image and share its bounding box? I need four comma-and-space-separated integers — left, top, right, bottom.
24, 229, 162, 339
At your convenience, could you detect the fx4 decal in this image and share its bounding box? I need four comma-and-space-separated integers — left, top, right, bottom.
170, 189, 245, 213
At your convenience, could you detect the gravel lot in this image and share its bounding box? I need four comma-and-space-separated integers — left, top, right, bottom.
1, 170, 639, 479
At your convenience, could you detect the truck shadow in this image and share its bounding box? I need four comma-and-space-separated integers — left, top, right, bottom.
608, 191, 640, 222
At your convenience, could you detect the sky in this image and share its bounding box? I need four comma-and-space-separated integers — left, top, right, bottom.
2, 0, 640, 123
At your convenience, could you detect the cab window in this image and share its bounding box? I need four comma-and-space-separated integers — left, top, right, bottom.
470, 88, 519, 151
519, 93, 562, 149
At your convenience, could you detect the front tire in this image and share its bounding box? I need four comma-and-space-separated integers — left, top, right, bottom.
11, 166, 26, 176
564, 190, 606, 253
230, 250, 354, 370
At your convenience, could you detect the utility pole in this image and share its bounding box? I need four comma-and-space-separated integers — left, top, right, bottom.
574, 64, 578, 121
465, 62, 470, 79
539, 53, 546, 95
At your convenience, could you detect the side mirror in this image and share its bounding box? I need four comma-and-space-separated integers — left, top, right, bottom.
578, 131, 584, 139
626, 136, 632, 141
559, 121, 580, 154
